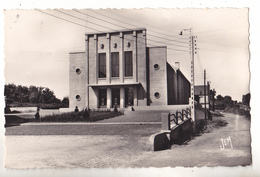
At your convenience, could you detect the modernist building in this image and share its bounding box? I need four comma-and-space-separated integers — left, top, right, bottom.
69, 28, 190, 110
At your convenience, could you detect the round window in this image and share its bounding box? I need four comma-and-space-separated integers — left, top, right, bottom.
154, 92, 161, 99
76, 95, 81, 101
76, 68, 81, 75
154, 64, 160, 70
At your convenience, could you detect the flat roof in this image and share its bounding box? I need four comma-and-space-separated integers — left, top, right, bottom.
85, 28, 146, 36
89, 82, 140, 87
147, 46, 167, 49
69, 51, 85, 54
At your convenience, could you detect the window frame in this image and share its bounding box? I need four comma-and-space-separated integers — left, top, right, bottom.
98, 53, 106, 78
111, 52, 119, 77
124, 51, 133, 77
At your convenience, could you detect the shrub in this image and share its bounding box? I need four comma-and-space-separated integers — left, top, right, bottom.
30, 110, 124, 122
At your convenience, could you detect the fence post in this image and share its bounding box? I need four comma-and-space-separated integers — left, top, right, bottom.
176, 111, 179, 125
161, 113, 170, 130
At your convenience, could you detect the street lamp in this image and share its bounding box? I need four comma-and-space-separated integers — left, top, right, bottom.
179, 28, 196, 128
179, 28, 192, 36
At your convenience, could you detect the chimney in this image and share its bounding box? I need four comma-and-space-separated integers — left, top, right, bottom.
175, 62, 180, 70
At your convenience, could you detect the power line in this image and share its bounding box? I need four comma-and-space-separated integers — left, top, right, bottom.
147, 36, 190, 45
72, 9, 130, 31
35, 9, 100, 32
73, 9, 189, 45
199, 47, 248, 54
147, 38, 190, 49
36, 9, 190, 53
144, 40, 189, 53
55, 9, 189, 52
198, 30, 246, 39
194, 27, 245, 35
55, 9, 116, 31
147, 33, 190, 45
197, 39, 248, 50
103, 9, 191, 40
84, 9, 189, 41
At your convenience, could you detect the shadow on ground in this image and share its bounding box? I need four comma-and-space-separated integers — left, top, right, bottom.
169, 112, 228, 149
4, 115, 30, 127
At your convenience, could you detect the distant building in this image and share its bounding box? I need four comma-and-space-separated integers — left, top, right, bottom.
69, 28, 190, 110
194, 85, 209, 108
242, 93, 250, 106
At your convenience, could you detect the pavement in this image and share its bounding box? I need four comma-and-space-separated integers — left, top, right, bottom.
4, 111, 251, 168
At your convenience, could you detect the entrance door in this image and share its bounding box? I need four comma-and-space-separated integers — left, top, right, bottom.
99, 89, 107, 108
112, 88, 120, 107
125, 87, 134, 107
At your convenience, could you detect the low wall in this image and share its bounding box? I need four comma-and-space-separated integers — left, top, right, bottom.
170, 118, 192, 144
133, 105, 190, 111
150, 118, 193, 151
10, 107, 37, 113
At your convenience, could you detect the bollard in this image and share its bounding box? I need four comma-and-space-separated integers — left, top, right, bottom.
161, 113, 170, 130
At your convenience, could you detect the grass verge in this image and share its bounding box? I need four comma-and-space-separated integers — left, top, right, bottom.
29, 110, 124, 122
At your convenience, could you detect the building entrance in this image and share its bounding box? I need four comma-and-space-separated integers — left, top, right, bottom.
112, 88, 120, 107
99, 89, 107, 108
125, 87, 134, 107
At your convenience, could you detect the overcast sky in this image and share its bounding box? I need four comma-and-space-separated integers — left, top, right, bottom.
4, 8, 249, 101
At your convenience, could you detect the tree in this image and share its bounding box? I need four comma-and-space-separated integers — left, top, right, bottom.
210, 89, 216, 111
29, 91, 39, 103
210, 89, 216, 100
216, 95, 224, 101
224, 95, 232, 104
5, 84, 62, 105
62, 97, 69, 105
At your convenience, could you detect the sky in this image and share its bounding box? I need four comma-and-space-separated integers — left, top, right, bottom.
4, 8, 250, 101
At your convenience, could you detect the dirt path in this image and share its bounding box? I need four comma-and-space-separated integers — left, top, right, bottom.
130, 112, 251, 167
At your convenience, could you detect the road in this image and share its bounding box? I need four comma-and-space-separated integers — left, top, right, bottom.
5, 111, 251, 168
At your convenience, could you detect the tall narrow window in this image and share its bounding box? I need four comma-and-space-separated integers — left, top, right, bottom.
111, 52, 119, 77
99, 53, 106, 78
99, 89, 107, 108
125, 51, 133, 77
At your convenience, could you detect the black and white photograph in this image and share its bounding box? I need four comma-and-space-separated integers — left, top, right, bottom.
1, 1, 260, 177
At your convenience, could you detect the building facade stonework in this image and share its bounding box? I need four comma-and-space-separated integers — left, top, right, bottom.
69, 28, 190, 110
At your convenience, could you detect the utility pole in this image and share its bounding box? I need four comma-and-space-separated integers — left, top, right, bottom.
207, 81, 210, 111
191, 36, 195, 123
212, 89, 215, 111
204, 69, 207, 120
180, 28, 196, 130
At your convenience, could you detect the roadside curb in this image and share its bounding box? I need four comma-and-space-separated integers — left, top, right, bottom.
21, 122, 162, 126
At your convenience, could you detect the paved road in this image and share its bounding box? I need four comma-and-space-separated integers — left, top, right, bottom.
5, 112, 251, 168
